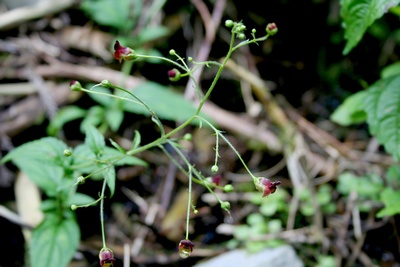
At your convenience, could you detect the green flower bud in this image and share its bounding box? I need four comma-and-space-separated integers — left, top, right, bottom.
238, 33, 246, 39
266, 23, 278, 35
169, 49, 176, 56
101, 80, 111, 88
211, 165, 219, 173
223, 184, 234, 192
221, 201, 231, 211
183, 133, 192, 141
225, 20, 234, 28
71, 205, 77, 210
70, 80, 82, 91
63, 149, 72, 157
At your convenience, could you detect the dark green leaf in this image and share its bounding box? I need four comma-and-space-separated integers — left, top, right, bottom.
340, 0, 400, 55
363, 75, 400, 160
30, 215, 80, 267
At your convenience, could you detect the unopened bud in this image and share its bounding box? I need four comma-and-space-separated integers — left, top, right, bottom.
266, 23, 278, 35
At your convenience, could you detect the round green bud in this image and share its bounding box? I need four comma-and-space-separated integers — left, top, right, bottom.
252, 29, 256, 34
223, 184, 234, 192
220, 201, 231, 211
169, 49, 176, 56
71, 205, 77, 210
63, 149, 72, 157
101, 80, 111, 88
238, 33, 246, 39
225, 20, 234, 28
76, 176, 85, 185
188, 57, 193, 62
69, 80, 82, 91
183, 133, 192, 141
211, 165, 219, 173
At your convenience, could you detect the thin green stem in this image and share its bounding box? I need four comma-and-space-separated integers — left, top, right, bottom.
100, 178, 107, 248
186, 166, 192, 240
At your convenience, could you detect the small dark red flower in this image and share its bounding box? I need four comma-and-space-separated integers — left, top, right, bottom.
113, 40, 136, 62
99, 247, 115, 267
256, 177, 281, 197
178, 239, 195, 258
211, 174, 221, 186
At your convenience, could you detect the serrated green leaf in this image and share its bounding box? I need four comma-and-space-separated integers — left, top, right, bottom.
377, 187, 400, 217
330, 90, 368, 126
340, 0, 400, 55
84, 125, 105, 155
363, 75, 400, 160
47, 106, 87, 136
30, 215, 80, 267
103, 166, 116, 197
121, 82, 209, 123
1, 138, 69, 196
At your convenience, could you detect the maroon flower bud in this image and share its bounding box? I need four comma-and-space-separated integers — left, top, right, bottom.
211, 174, 221, 186
266, 23, 278, 35
168, 68, 181, 82
113, 40, 136, 62
99, 247, 115, 267
70, 80, 82, 91
255, 177, 281, 197
178, 239, 194, 258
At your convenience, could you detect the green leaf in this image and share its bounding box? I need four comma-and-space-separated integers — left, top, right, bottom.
131, 130, 141, 150
363, 75, 400, 160
67, 193, 96, 207
47, 106, 87, 136
30, 215, 80, 267
136, 26, 169, 44
109, 138, 126, 154
340, 0, 400, 55
80, 0, 138, 31
1, 138, 69, 196
330, 90, 368, 126
381, 62, 400, 78
103, 166, 116, 197
121, 82, 207, 123
80, 106, 105, 133
377, 187, 400, 217
88, 86, 113, 107
105, 108, 124, 132
84, 125, 105, 155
